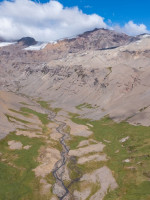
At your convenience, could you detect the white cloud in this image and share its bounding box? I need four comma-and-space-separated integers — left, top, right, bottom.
123, 21, 149, 35
0, 0, 107, 41
113, 21, 149, 36
0, 0, 149, 42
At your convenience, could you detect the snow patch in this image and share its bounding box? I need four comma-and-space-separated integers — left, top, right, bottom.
49, 41, 58, 45
0, 42, 15, 47
142, 34, 150, 38
24, 42, 48, 51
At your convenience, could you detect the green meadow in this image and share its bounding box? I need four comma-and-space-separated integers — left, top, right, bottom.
68, 116, 150, 200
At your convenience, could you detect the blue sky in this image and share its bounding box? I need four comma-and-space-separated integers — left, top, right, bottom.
0, 0, 149, 41
31, 0, 150, 28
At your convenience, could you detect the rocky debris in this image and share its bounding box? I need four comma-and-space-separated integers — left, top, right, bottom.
78, 154, 108, 164
80, 166, 118, 200
51, 196, 58, 200
8, 141, 31, 151
51, 197, 58, 200
25, 67, 34, 75
86, 123, 93, 127
62, 165, 71, 182
16, 130, 43, 138
56, 116, 93, 137
77, 139, 97, 148
69, 143, 105, 157
0, 91, 32, 139
41, 66, 50, 74
65, 120, 92, 137
53, 182, 66, 198
77, 140, 90, 147
48, 122, 62, 140
23, 145, 31, 150
8, 140, 23, 150
73, 188, 91, 200
103, 139, 111, 143
125, 166, 136, 170
120, 136, 130, 143
123, 159, 131, 163
50, 131, 62, 141
33, 147, 61, 178
40, 179, 52, 196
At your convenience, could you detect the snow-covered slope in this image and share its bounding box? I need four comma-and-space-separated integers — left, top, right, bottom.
24, 42, 48, 51
0, 42, 16, 47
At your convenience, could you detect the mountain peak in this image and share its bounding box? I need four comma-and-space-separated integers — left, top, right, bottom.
17, 37, 37, 46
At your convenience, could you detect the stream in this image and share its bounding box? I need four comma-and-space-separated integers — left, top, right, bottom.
52, 122, 70, 199
47, 111, 70, 199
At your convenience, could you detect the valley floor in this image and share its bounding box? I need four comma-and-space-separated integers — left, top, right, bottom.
0, 95, 150, 200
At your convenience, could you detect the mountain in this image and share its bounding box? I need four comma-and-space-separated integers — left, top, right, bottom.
17, 37, 37, 46
0, 28, 150, 200
0, 28, 148, 124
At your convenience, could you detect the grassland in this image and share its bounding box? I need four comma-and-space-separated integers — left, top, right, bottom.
37, 100, 61, 114
0, 104, 55, 200
76, 103, 98, 110
0, 131, 44, 200
20, 107, 49, 125
68, 115, 150, 200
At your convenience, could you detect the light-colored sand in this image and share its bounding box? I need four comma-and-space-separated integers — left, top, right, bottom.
69, 143, 105, 157
23, 145, 31, 150
16, 130, 42, 138
40, 179, 52, 195
67, 120, 92, 137
62, 166, 71, 181
50, 197, 58, 200
50, 132, 62, 141
77, 139, 97, 148
55, 116, 92, 137
33, 147, 61, 177
16, 131, 41, 138
78, 154, 108, 164
80, 166, 118, 200
74, 188, 91, 200
8, 140, 23, 150
48, 122, 58, 129
48, 122, 61, 140
77, 140, 89, 147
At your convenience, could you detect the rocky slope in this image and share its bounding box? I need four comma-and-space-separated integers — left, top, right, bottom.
0, 29, 150, 125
